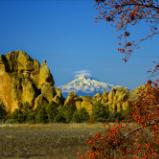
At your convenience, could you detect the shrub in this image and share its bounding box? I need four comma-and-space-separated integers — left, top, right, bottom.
45, 102, 58, 122
8, 109, 25, 123
21, 103, 35, 123
35, 105, 48, 123
7, 103, 35, 123
80, 81, 159, 159
108, 112, 125, 122
92, 103, 109, 122
54, 104, 76, 123
25, 111, 36, 123
0, 102, 7, 121
72, 108, 89, 123
54, 111, 66, 123
63, 104, 77, 123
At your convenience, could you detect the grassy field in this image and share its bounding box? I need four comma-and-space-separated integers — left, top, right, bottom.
0, 123, 108, 159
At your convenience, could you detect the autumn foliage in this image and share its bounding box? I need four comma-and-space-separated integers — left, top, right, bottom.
78, 1, 159, 158
80, 81, 159, 158
95, 0, 159, 60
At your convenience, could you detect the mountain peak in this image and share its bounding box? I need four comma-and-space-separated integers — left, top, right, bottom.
60, 70, 114, 96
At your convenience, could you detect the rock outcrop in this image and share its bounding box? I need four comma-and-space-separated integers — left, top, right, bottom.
64, 92, 93, 114
93, 87, 130, 113
64, 87, 130, 115
0, 50, 63, 112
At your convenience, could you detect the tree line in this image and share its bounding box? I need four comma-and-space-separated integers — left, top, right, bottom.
0, 101, 130, 124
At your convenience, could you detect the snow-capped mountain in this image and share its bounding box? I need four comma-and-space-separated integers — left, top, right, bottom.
60, 72, 115, 96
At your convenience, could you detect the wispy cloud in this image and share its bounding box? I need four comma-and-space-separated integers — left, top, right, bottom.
74, 70, 92, 78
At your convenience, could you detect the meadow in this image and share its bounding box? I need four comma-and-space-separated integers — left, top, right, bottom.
0, 123, 107, 159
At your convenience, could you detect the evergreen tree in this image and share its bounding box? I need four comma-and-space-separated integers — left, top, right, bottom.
54, 104, 76, 123
72, 107, 89, 123
8, 109, 25, 123
35, 105, 48, 123
26, 111, 36, 123
92, 103, 109, 122
45, 102, 58, 122
0, 103, 6, 121
54, 111, 66, 123
108, 112, 125, 122
63, 104, 76, 123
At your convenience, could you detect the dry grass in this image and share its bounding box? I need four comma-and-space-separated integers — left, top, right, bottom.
0, 123, 107, 159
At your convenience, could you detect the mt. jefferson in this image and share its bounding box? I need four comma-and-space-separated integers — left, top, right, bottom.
60, 71, 118, 96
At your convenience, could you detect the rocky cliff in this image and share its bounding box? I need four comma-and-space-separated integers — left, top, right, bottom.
64, 92, 93, 114
0, 51, 63, 112
64, 86, 130, 115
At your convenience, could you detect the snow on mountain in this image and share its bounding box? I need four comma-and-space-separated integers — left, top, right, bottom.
60, 71, 115, 96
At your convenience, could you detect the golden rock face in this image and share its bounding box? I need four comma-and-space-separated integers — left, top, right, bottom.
64, 93, 93, 114
93, 87, 130, 113
0, 72, 18, 112
0, 51, 62, 112
64, 87, 130, 115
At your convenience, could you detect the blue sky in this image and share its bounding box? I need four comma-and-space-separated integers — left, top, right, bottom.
0, 0, 159, 89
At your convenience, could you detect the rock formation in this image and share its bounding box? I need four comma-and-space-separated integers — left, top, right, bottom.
93, 87, 130, 113
64, 87, 130, 115
0, 50, 63, 112
64, 92, 93, 114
